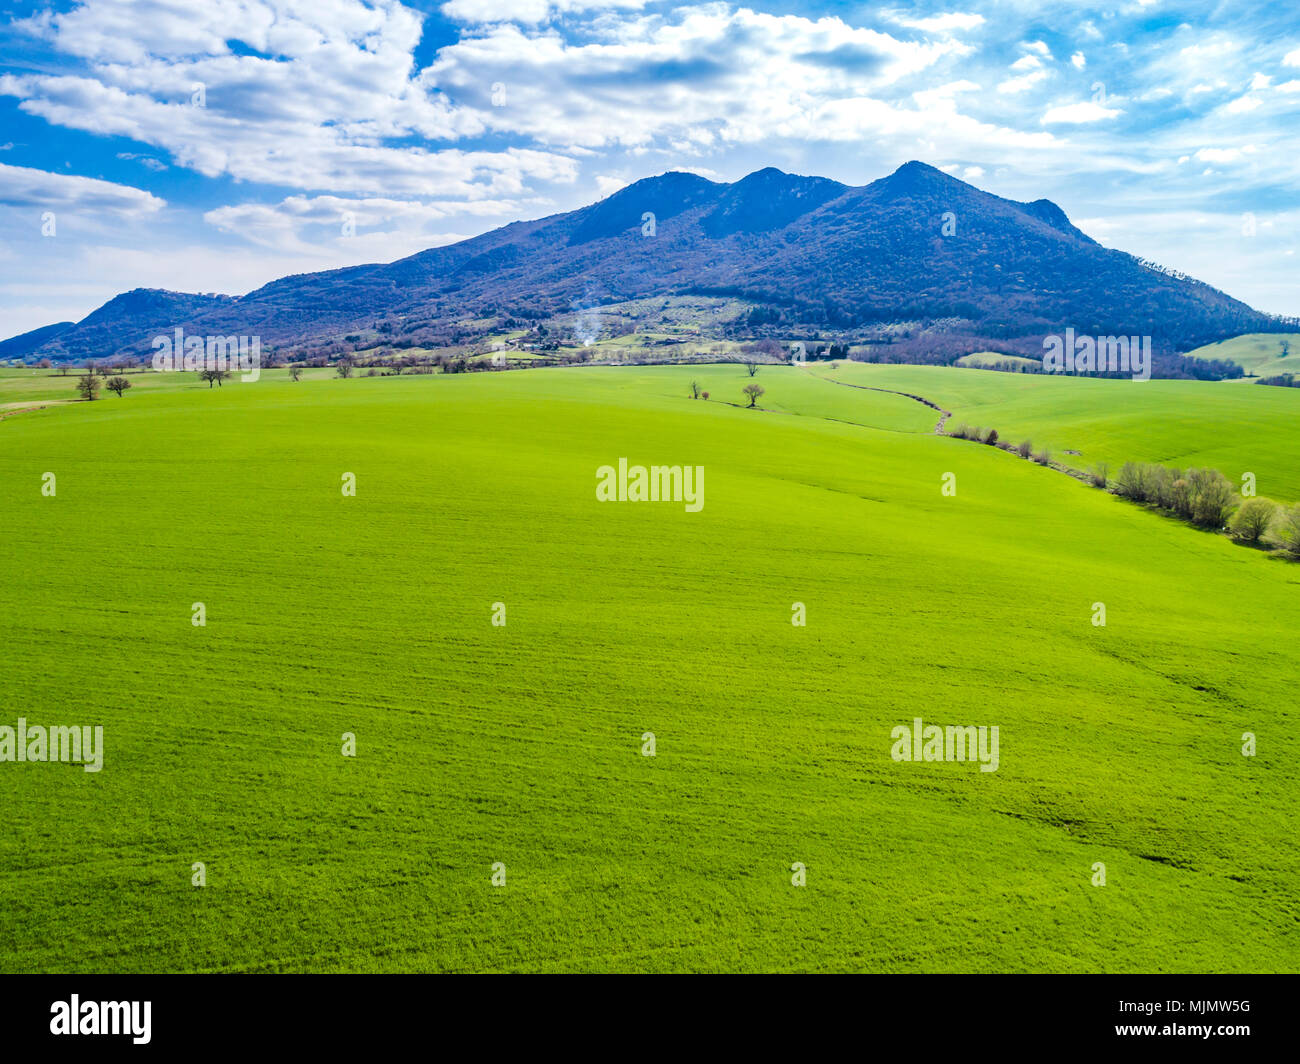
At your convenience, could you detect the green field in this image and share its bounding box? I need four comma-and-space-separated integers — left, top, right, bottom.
811, 361, 1300, 504
1185, 332, 1300, 378
1, 362, 1297, 973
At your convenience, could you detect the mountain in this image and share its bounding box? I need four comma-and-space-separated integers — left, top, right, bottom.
9, 162, 1280, 364
0, 320, 75, 360
27, 289, 235, 363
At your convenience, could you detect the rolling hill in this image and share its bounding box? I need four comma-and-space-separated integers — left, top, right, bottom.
2, 362, 1297, 972
9, 162, 1285, 366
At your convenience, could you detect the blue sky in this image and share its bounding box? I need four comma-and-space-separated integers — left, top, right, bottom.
1, 0, 1297, 336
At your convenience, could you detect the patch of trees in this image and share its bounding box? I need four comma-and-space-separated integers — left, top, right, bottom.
968, 357, 1043, 374
949, 423, 1300, 556
1257, 373, 1300, 388
1113, 462, 1237, 528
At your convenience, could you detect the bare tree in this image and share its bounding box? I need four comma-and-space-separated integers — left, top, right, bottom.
75, 372, 101, 401
742, 382, 765, 408
289, 365, 303, 381
690, 380, 701, 399
744, 359, 759, 377
106, 375, 132, 397
200, 369, 229, 388
336, 360, 354, 379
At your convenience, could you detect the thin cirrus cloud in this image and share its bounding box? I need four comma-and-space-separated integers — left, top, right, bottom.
0, 0, 1297, 334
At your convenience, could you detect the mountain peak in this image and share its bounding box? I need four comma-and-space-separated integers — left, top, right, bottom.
878, 159, 960, 191
893, 159, 947, 178
567, 170, 720, 245
702, 167, 846, 237
1018, 197, 1093, 243
737, 165, 791, 182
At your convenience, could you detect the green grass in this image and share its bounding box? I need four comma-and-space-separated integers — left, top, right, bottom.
1, 363, 1297, 972
1185, 332, 1300, 378
811, 361, 1300, 503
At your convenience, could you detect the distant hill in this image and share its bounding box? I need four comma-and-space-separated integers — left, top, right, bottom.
1185, 332, 1300, 378
0, 320, 74, 360
955, 352, 1043, 371
7, 162, 1285, 367
27, 289, 235, 363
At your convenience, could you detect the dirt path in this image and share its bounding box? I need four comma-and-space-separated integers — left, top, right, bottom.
800, 368, 952, 434
796, 366, 1104, 483
0, 400, 70, 422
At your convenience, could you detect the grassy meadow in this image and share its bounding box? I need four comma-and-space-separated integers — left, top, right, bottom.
1, 361, 1297, 973
812, 361, 1300, 504
1185, 332, 1300, 379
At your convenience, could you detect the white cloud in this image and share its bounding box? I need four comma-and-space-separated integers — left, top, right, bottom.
1071, 52, 1086, 69
1041, 101, 1122, 124
440, 0, 648, 25
999, 69, 1047, 94
116, 152, 167, 172
887, 11, 985, 34
204, 194, 523, 253
0, 1, 578, 199
1194, 146, 1257, 163
912, 79, 980, 108
1224, 95, 1262, 113
0, 162, 164, 214
426, 8, 969, 151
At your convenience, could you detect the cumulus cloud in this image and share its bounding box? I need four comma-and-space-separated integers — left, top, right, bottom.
424, 8, 971, 151
0, 0, 577, 198
0, 162, 164, 213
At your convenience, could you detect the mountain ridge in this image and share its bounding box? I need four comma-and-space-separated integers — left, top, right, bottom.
10, 162, 1282, 364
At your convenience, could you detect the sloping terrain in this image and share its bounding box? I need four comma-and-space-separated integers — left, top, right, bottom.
1, 364, 1296, 973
